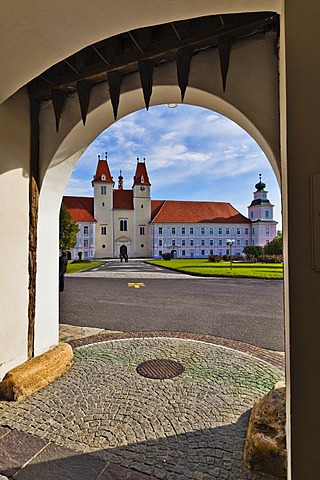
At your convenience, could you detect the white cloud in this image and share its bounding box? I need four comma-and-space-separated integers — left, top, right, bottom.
65, 104, 281, 226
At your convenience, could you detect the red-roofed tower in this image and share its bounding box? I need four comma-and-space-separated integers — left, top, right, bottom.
92, 153, 115, 257
133, 157, 151, 256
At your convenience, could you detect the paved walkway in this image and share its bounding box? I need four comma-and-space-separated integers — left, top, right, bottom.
69, 259, 197, 279
0, 328, 285, 480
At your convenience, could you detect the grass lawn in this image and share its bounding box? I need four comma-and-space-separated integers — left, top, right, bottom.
67, 261, 103, 274
146, 259, 283, 279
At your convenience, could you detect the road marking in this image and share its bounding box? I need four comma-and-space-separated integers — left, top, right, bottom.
128, 282, 145, 289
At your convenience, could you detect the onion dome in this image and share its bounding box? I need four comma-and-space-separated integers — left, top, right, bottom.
255, 174, 266, 191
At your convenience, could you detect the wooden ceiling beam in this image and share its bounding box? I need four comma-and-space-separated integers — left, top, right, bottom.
28, 14, 278, 99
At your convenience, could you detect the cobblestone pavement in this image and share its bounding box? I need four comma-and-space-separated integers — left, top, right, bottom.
0, 337, 284, 480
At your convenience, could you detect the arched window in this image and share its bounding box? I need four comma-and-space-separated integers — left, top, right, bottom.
120, 219, 127, 231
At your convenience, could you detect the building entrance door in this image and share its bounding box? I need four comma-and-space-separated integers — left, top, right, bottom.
120, 244, 128, 261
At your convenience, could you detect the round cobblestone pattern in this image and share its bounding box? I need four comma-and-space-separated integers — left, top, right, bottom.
0, 338, 284, 479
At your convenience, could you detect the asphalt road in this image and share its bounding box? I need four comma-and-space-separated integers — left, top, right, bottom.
59, 260, 284, 351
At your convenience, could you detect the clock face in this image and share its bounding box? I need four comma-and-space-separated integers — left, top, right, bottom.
140, 186, 146, 191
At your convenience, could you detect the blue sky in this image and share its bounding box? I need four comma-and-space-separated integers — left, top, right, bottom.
64, 104, 281, 229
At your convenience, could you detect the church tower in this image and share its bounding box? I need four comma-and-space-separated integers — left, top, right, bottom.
92, 153, 114, 258
248, 175, 277, 246
132, 157, 151, 257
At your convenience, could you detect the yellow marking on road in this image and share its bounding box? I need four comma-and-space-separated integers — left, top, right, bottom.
128, 282, 145, 289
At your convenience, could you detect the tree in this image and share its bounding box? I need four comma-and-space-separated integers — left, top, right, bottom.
243, 245, 263, 258
264, 231, 283, 255
59, 204, 79, 250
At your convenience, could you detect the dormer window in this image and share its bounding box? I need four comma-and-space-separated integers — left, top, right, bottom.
141, 175, 144, 184
101, 174, 106, 181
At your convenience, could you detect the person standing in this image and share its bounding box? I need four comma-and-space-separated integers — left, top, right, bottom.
59, 250, 68, 292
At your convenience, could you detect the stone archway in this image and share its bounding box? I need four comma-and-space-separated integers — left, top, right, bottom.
35, 34, 280, 355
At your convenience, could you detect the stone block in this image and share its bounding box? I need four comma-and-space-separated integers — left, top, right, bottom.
243, 383, 287, 478
0, 343, 73, 402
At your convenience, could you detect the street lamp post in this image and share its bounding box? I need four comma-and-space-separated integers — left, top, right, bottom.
226, 239, 235, 270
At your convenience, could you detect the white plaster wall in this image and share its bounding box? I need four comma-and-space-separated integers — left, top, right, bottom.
35, 150, 85, 356
0, 90, 30, 379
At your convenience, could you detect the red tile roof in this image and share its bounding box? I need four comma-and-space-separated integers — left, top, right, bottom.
133, 161, 151, 186
151, 200, 165, 220
92, 159, 114, 183
62, 196, 95, 222
151, 200, 251, 224
113, 190, 134, 209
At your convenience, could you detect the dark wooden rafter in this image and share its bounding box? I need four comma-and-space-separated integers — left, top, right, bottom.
91, 45, 110, 66
51, 90, 66, 132
107, 71, 122, 119
176, 47, 192, 102
77, 80, 93, 125
171, 22, 182, 41
138, 59, 153, 110
28, 98, 40, 359
218, 35, 233, 92
128, 31, 144, 54
28, 13, 278, 101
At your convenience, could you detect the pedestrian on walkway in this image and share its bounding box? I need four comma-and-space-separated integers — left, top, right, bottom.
59, 250, 68, 292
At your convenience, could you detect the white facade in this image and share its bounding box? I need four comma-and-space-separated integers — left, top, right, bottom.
151, 223, 253, 258
69, 222, 95, 260
66, 159, 277, 259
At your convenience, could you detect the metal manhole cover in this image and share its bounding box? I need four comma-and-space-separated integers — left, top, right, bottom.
136, 359, 185, 379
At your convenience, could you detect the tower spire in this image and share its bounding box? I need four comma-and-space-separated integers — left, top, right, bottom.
118, 170, 123, 189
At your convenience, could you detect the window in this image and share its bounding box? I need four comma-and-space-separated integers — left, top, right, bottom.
245, 228, 248, 235
101, 202, 105, 207
101, 186, 106, 195
190, 240, 194, 246
201, 250, 205, 256
182, 227, 185, 235
159, 250, 163, 256
159, 239, 162, 247
190, 227, 194, 235
101, 226, 107, 235
172, 227, 175, 235
226, 228, 229, 235
210, 239, 213, 246
182, 239, 185, 246
237, 239, 240, 246
83, 226, 88, 235
159, 227, 162, 235
201, 239, 205, 246
265, 210, 270, 218
201, 227, 205, 235
252, 228, 255, 234
182, 250, 185, 256
209, 227, 213, 235
141, 204, 144, 208
210, 249, 213, 255
120, 219, 127, 231
218, 227, 222, 235
250, 211, 253, 219
266, 227, 270, 235
252, 240, 255, 245
237, 228, 240, 235
84, 239, 88, 247
172, 240, 176, 246
139, 226, 145, 235
245, 240, 249, 245
219, 239, 222, 246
